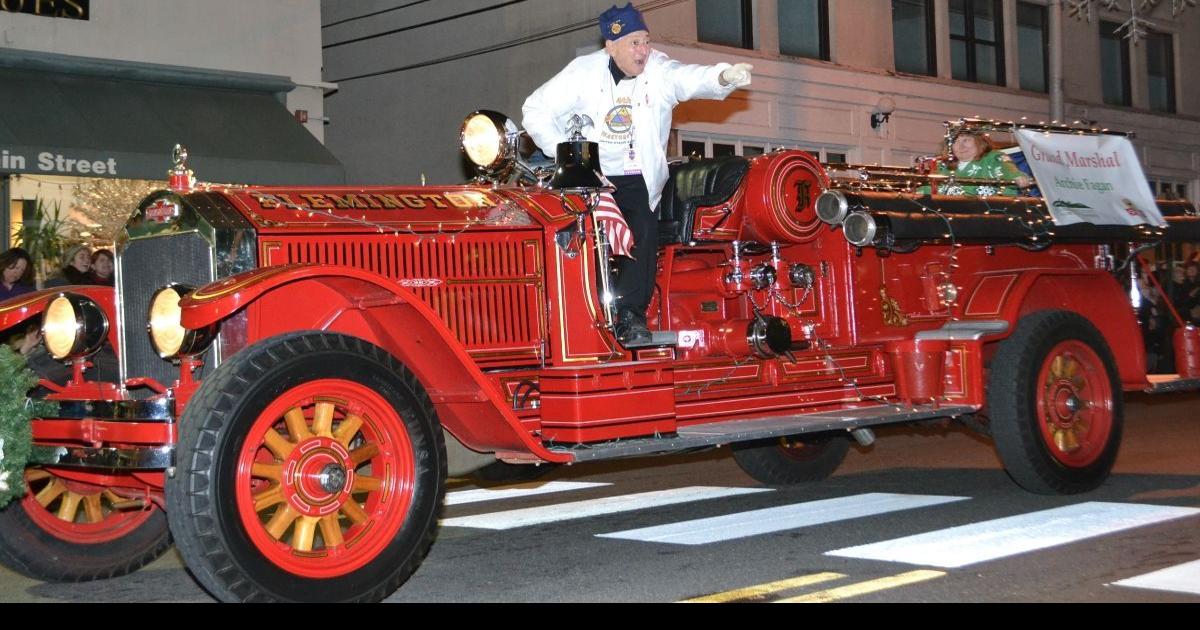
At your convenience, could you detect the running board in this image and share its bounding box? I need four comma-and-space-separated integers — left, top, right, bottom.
549, 403, 977, 462
1144, 375, 1200, 393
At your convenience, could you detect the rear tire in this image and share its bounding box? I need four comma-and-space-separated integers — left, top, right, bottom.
988, 311, 1122, 494
166, 332, 445, 602
732, 434, 851, 484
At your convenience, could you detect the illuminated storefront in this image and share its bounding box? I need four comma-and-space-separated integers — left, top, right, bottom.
1, 1, 341, 267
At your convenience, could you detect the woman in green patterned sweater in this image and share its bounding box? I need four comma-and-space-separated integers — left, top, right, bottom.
921, 130, 1033, 197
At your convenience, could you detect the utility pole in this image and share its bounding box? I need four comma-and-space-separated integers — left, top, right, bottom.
1049, 0, 1065, 122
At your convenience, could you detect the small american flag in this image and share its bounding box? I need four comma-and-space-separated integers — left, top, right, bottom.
594, 192, 634, 258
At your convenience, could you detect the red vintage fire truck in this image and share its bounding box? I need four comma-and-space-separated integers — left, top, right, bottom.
0, 116, 1196, 602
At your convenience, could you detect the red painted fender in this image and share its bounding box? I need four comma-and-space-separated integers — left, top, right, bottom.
179, 264, 569, 463
965, 269, 1146, 389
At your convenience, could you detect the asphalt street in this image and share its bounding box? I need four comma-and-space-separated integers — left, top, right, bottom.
1, 392, 1197, 603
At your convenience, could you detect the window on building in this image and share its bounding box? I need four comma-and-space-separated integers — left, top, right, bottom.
1016, 2, 1048, 92
676, 134, 849, 163
892, 0, 936, 75
682, 140, 706, 158
778, 0, 829, 60
1150, 179, 1190, 202
697, 0, 754, 49
1100, 20, 1131, 107
1146, 31, 1176, 113
950, 0, 1005, 86
712, 142, 737, 157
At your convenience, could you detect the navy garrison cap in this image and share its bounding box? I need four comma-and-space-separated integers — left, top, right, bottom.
600, 3, 648, 41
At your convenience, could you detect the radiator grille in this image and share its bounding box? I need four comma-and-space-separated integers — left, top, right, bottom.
118, 232, 214, 386
283, 234, 544, 364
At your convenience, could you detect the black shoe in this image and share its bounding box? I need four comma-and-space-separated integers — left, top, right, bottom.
614, 309, 652, 346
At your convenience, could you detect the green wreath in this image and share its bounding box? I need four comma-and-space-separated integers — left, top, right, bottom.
0, 345, 59, 508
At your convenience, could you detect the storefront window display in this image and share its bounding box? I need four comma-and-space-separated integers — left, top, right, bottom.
3, 173, 161, 286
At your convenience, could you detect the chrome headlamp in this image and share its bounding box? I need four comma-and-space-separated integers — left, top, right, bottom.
460, 110, 518, 173
41, 293, 109, 361
147, 284, 216, 360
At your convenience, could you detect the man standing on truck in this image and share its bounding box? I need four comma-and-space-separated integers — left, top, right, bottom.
522, 3, 752, 346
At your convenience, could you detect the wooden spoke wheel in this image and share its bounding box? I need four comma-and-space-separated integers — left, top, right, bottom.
0, 469, 170, 581
235, 380, 415, 578
988, 310, 1123, 494
167, 332, 445, 602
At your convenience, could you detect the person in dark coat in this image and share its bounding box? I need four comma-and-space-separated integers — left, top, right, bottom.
44, 244, 93, 287
89, 248, 115, 286
0, 247, 35, 301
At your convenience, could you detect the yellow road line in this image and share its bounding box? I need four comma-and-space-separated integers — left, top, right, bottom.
680, 572, 846, 603
775, 569, 946, 603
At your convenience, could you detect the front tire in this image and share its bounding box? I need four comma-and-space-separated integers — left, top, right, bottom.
0, 469, 170, 581
166, 332, 446, 602
731, 433, 851, 484
988, 311, 1123, 494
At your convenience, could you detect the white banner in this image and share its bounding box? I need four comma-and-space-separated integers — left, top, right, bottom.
1014, 129, 1164, 227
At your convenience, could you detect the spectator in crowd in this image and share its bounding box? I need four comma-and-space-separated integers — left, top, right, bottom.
89, 248, 115, 286
1180, 261, 1200, 325
1137, 266, 1174, 373
5, 320, 73, 388
920, 130, 1033, 197
0, 248, 35, 301
1165, 263, 1187, 315
44, 244, 93, 287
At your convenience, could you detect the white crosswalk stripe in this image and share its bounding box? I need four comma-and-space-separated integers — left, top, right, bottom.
596, 493, 969, 545
1111, 559, 1200, 596
445, 481, 611, 506
441, 486, 771, 530
826, 501, 1200, 568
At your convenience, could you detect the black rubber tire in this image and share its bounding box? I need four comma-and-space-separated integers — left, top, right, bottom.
166, 332, 446, 602
0, 478, 171, 582
469, 461, 555, 483
988, 310, 1123, 495
731, 433, 851, 484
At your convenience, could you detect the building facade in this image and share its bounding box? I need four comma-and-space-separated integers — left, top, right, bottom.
0, 0, 340, 251
321, 0, 1199, 201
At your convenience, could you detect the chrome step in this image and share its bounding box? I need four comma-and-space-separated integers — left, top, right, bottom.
1144, 375, 1200, 394
549, 403, 977, 462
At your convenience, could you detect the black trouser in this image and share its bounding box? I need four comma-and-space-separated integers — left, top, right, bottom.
608, 174, 657, 316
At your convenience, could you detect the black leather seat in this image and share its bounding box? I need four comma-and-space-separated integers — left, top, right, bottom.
657, 156, 750, 245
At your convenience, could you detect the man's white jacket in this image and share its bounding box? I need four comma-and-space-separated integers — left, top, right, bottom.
522, 49, 736, 212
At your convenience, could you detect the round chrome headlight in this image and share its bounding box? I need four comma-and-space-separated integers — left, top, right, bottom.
461, 110, 516, 172
147, 284, 216, 359
41, 293, 109, 361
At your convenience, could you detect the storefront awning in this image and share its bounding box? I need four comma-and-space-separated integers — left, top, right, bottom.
0, 66, 345, 185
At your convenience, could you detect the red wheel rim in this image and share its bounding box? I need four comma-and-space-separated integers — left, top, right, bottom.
21, 470, 155, 544
235, 379, 416, 579
1034, 340, 1114, 468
